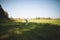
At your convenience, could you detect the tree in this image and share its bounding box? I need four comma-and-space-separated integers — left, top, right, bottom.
0, 5, 9, 23
35, 17, 40, 19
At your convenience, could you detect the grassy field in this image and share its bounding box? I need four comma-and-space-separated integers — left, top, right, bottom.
0, 19, 60, 40
29, 19, 60, 25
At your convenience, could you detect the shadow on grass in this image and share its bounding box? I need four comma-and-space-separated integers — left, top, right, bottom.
0, 22, 60, 40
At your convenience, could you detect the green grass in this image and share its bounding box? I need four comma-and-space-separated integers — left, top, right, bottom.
0, 19, 60, 40
29, 19, 60, 25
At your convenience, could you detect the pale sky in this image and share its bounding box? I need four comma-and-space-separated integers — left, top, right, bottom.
0, 0, 60, 18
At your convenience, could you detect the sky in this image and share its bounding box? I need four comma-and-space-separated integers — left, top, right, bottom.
0, 0, 60, 18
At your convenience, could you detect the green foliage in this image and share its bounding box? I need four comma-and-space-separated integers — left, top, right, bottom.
0, 5, 9, 23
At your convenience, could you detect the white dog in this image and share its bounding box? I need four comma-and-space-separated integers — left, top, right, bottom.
25, 19, 28, 25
